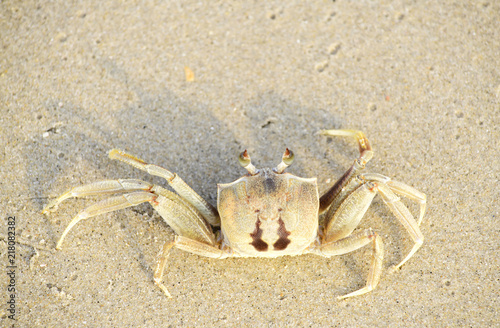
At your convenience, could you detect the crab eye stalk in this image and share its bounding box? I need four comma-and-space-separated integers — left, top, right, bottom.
274, 148, 294, 174
239, 150, 259, 175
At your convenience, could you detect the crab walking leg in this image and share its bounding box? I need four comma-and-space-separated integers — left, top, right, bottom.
376, 183, 424, 270
385, 180, 426, 226
318, 228, 384, 299
153, 236, 227, 297
323, 182, 377, 243
361, 173, 427, 226
42, 179, 153, 214
56, 191, 156, 249
55, 182, 217, 248
152, 187, 216, 245
153, 240, 175, 297
109, 149, 220, 226
318, 129, 374, 213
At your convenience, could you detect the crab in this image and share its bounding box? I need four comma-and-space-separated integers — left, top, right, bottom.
43, 129, 426, 299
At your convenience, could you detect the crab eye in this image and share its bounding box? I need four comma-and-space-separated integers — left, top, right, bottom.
282, 148, 294, 165
274, 148, 294, 174
239, 150, 258, 175
239, 150, 251, 167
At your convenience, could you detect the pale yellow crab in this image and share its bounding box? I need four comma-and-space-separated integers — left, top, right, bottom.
43, 129, 426, 299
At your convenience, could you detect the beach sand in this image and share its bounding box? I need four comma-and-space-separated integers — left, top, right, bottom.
1, 1, 498, 327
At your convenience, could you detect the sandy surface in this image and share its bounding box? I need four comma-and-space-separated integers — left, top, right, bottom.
1, 1, 498, 327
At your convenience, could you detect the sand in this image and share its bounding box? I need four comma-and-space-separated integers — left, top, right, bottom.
1, 1, 498, 327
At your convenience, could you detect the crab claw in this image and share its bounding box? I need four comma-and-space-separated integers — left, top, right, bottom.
239, 150, 258, 175
274, 148, 294, 174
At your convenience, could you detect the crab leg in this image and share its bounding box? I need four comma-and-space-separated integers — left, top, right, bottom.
319, 130, 374, 213
386, 180, 426, 226
109, 149, 220, 226
322, 176, 423, 270
343, 173, 424, 270
376, 183, 424, 270
54, 184, 216, 250
317, 228, 384, 299
362, 173, 427, 225
323, 181, 377, 242
48, 177, 220, 296
42, 179, 153, 214
315, 181, 385, 299
153, 240, 175, 297
55, 191, 156, 249
154, 236, 227, 297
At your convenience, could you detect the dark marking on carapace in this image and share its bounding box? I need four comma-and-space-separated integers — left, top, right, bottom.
273, 218, 291, 250
263, 177, 276, 193
249, 219, 268, 251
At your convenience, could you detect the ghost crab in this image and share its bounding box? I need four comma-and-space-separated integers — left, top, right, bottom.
43, 129, 426, 299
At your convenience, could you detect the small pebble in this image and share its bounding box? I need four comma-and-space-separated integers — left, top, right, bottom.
328, 42, 341, 55
315, 61, 328, 72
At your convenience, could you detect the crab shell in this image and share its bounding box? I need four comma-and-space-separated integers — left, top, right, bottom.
218, 168, 319, 257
